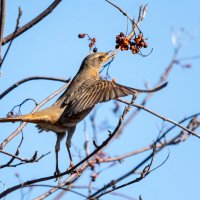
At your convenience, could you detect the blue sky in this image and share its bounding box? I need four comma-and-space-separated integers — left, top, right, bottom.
0, 0, 200, 199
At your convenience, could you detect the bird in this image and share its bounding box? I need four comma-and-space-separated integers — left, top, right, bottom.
0, 51, 167, 175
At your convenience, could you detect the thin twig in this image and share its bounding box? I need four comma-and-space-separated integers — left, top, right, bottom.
0, 150, 25, 162
2, 0, 62, 45
29, 184, 87, 198
117, 99, 200, 138
105, 0, 132, 22
0, 76, 70, 100
90, 146, 157, 199
101, 116, 199, 163
0, 7, 22, 69
89, 115, 200, 198
179, 54, 200, 61
34, 171, 80, 200
96, 149, 169, 199
74, 185, 136, 200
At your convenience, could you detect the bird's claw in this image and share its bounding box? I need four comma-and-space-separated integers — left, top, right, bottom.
54, 169, 62, 183
67, 161, 75, 173
67, 161, 80, 175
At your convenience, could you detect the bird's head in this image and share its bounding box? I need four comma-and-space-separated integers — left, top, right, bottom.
79, 51, 115, 72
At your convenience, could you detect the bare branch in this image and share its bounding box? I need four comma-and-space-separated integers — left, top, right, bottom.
34, 173, 79, 200
2, 0, 62, 46
0, 7, 22, 69
89, 115, 200, 198
90, 146, 157, 199
0, 150, 50, 169
0, 76, 70, 100
29, 184, 87, 198
0, 0, 6, 63
117, 98, 200, 139
105, 0, 132, 22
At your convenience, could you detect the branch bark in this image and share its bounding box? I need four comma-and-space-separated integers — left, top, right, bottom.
0, 0, 6, 63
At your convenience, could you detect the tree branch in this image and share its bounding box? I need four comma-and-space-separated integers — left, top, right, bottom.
2, 0, 62, 46
0, 76, 69, 100
0, 0, 6, 63
117, 98, 200, 139
0, 7, 22, 69
89, 115, 200, 198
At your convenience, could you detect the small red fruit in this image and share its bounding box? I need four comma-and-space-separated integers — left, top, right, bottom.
92, 38, 97, 43
143, 42, 148, 48
78, 33, 85, 38
138, 33, 143, 38
120, 32, 125, 37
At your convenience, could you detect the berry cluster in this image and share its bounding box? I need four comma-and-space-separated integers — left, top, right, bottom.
78, 33, 97, 52
115, 32, 148, 54
131, 33, 148, 54
115, 32, 130, 51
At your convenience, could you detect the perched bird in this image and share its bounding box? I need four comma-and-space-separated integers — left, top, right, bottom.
0, 51, 167, 175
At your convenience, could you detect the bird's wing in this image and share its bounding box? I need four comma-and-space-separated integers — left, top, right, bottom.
64, 80, 137, 115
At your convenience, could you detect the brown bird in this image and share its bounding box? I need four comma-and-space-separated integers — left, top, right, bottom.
0, 51, 167, 175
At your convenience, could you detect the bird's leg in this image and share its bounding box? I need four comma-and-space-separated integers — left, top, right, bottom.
54, 133, 64, 178
133, 91, 138, 100
66, 126, 76, 172
67, 144, 73, 167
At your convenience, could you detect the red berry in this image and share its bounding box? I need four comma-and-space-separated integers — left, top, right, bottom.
120, 32, 125, 37
138, 33, 143, 38
116, 35, 120, 40
140, 41, 145, 46
116, 39, 121, 44
92, 38, 97, 43
143, 42, 148, 48
78, 33, 85, 38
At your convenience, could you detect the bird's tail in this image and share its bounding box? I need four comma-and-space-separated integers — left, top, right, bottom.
0, 111, 50, 124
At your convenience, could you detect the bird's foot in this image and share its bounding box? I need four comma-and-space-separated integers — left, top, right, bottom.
67, 161, 75, 173
67, 161, 80, 175
54, 169, 62, 183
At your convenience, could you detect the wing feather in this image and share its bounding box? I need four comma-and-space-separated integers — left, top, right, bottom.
63, 79, 167, 116
65, 80, 138, 115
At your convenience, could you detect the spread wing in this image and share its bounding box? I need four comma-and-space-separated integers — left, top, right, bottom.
64, 80, 137, 115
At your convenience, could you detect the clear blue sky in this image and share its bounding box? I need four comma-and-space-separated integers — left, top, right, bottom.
0, 0, 200, 199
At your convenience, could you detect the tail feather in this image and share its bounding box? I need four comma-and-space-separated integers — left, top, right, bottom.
0, 116, 24, 123
0, 112, 50, 124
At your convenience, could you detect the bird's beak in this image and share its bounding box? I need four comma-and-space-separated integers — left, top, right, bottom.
102, 50, 116, 62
